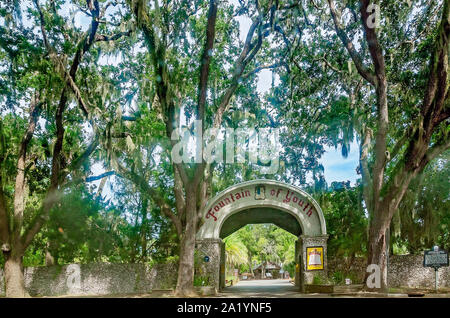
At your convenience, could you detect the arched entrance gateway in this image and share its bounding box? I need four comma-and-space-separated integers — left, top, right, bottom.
195, 180, 328, 293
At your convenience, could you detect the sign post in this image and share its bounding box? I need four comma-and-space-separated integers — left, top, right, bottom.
423, 246, 449, 292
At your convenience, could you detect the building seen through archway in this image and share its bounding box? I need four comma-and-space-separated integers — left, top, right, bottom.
222, 224, 297, 287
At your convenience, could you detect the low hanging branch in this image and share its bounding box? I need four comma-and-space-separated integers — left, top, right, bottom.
12, 94, 44, 243
85, 171, 116, 182
242, 63, 280, 79
22, 0, 130, 251
114, 160, 183, 236
327, 0, 376, 86
95, 30, 132, 42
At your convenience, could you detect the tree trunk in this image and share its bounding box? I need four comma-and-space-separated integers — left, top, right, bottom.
248, 251, 254, 276
3, 253, 29, 297
262, 260, 266, 279
175, 194, 197, 296
141, 197, 148, 261
45, 240, 55, 266
364, 218, 388, 292
175, 233, 196, 296
45, 251, 55, 266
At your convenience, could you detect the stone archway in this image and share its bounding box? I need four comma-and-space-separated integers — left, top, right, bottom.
195, 180, 328, 293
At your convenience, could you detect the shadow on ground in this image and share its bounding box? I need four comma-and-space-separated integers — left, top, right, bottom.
217, 279, 302, 298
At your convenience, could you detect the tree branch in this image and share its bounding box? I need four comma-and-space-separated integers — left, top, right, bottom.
95, 30, 132, 42
161, 202, 182, 237
315, 56, 343, 74
173, 165, 186, 222
13, 94, 43, 241
242, 63, 280, 79
85, 171, 116, 182
128, 0, 157, 55
422, 0, 449, 132
327, 0, 376, 86
0, 118, 9, 245
359, 0, 389, 207
21, 134, 100, 249
389, 126, 414, 162
359, 127, 373, 214
424, 136, 450, 164
116, 160, 182, 236
197, 0, 218, 122
212, 17, 269, 130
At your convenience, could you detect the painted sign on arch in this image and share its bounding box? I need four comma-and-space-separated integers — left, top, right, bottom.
205, 184, 316, 222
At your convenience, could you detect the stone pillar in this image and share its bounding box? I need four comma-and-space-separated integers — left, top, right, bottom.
298, 235, 329, 292
220, 242, 226, 289
294, 239, 301, 288
195, 239, 224, 292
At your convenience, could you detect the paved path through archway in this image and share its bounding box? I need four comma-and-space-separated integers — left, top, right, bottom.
218, 279, 301, 297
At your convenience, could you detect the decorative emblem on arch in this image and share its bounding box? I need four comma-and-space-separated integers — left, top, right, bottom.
255, 185, 265, 200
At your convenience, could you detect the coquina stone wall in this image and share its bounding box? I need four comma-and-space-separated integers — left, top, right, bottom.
1, 255, 449, 296
388, 255, 450, 289
0, 269, 4, 295
328, 255, 450, 289
0, 262, 177, 297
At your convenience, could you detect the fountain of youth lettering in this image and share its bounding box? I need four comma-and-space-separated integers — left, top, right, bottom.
195, 180, 328, 292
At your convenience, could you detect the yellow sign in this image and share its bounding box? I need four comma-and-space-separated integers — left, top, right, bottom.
306, 247, 324, 271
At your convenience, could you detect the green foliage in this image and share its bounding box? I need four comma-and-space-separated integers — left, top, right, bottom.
317, 186, 368, 258
22, 185, 119, 266
224, 234, 248, 269
312, 275, 324, 285
330, 270, 360, 286
225, 224, 297, 275
45, 187, 117, 263
312, 274, 333, 286
392, 155, 450, 253
225, 275, 238, 285
331, 270, 344, 285
193, 275, 210, 287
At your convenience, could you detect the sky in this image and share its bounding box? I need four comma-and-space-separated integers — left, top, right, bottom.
319, 142, 359, 185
